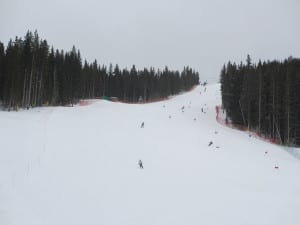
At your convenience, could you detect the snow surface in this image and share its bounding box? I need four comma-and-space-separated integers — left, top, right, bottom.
0, 84, 300, 225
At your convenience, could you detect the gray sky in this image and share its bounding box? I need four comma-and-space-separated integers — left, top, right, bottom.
1, 0, 299, 82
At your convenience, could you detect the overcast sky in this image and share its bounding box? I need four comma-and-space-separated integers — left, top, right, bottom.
1, 0, 299, 82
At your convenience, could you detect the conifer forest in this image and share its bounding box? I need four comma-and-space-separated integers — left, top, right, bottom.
220, 55, 300, 146
0, 31, 199, 110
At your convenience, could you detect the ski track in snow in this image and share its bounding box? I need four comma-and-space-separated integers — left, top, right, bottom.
0, 84, 300, 225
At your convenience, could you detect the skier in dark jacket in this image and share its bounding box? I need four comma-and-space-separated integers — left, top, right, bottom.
138, 160, 143, 169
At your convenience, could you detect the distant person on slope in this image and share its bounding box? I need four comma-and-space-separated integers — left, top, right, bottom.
138, 160, 144, 169
141, 122, 144, 128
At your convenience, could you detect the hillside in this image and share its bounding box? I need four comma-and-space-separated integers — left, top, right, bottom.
0, 84, 300, 225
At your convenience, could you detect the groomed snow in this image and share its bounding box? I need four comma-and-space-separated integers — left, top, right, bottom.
0, 84, 300, 225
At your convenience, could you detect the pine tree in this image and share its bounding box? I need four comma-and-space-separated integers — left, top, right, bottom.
220, 55, 300, 146
0, 41, 5, 101
0, 30, 200, 110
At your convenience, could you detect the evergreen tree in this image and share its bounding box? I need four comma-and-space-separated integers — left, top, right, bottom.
220, 55, 300, 146
0, 30, 199, 111
0, 41, 5, 100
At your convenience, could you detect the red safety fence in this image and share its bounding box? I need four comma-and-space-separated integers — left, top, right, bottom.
215, 105, 280, 145
79, 99, 100, 106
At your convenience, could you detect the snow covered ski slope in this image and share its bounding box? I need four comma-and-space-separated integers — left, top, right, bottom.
0, 84, 300, 225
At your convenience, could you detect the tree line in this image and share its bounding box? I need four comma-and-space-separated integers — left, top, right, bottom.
220, 55, 300, 146
0, 31, 199, 110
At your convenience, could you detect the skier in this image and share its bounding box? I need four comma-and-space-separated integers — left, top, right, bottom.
138, 160, 143, 169
208, 141, 213, 146
141, 122, 144, 128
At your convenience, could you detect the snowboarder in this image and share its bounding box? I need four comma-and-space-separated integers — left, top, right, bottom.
208, 141, 213, 146
141, 122, 144, 128
138, 160, 143, 169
